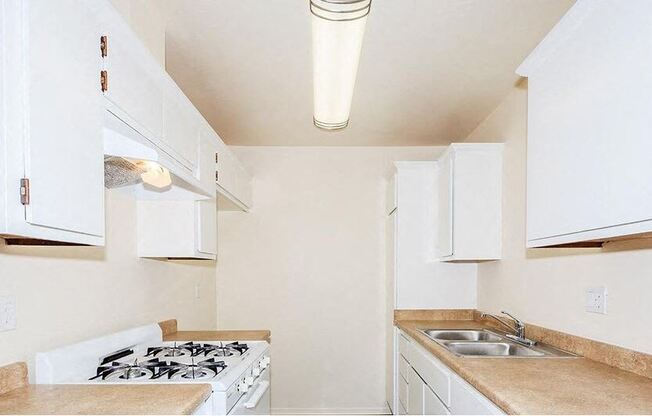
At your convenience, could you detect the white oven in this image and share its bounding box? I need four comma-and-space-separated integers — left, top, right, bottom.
230, 365, 271, 415
34, 324, 272, 416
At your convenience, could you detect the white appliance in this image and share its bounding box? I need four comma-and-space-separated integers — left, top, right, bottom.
35, 324, 271, 415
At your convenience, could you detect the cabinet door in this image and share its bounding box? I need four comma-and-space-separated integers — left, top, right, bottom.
103, 5, 163, 140
163, 83, 200, 170
526, 1, 652, 245
386, 174, 397, 215
407, 367, 425, 415
215, 141, 235, 194
23, 0, 104, 237
437, 153, 453, 257
386, 215, 397, 413
424, 385, 450, 415
196, 200, 217, 255
198, 124, 218, 196
449, 375, 503, 415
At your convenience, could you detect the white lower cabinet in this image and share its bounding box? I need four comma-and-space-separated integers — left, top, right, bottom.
398, 372, 409, 413
449, 375, 502, 415
407, 367, 425, 415
424, 384, 450, 415
397, 330, 504, 415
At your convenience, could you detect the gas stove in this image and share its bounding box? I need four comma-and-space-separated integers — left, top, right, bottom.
90, 341, 249, 382
35, 325, 271, 415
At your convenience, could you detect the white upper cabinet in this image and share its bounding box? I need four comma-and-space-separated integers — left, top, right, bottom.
162, 80, 201, 171
101, 4, 163, 141
137, 199, 216, 260
0, 0, 105, 245
198, 123, 219, 197
386, 174, 397, 215
215, 139, 252, 211
436, 144, 503, 261
437, 154, 453, 258
518, 0, 652, 247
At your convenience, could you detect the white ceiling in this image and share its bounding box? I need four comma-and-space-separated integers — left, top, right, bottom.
164, 0, 574, 146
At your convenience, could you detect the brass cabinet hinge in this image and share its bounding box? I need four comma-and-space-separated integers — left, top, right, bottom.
100, 70, 108, 92
20, 178, 30, 205
100, 35, 108, 57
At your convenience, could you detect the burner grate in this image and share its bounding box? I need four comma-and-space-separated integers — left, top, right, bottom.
91, 358, 169, 381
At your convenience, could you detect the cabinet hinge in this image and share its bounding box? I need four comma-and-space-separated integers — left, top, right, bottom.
20, 178, 30, 205
100, 70, 108, 92
215, 152, 219, 163
215, 171, 219, 182
100, 35, 108, 58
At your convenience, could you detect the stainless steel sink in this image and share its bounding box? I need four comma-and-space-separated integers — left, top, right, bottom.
422, 329, 503, 342
419, 328, 576, 358
445, 341, 545, 357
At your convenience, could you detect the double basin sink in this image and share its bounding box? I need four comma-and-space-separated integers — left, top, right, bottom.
420, 329, 576, 358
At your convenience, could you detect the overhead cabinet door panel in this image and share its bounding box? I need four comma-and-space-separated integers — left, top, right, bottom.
526, 1, 652, 244
163, 83, 200, 170
437, 153, 453, 257
24, 0, 104, 236
103, 6, 163, 140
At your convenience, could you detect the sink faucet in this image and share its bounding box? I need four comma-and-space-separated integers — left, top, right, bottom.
480, 311, 536, 346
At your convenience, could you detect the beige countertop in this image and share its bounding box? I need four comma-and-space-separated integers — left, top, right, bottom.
0, 383, 212, 415
397, 319, 652, 415
164, 329, 271, 343
159, 319, 271, 343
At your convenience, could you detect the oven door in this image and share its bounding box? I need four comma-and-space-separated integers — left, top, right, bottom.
229, 369, 271, 415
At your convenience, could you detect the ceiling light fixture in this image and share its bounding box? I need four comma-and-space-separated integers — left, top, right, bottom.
311, 0, 371, 130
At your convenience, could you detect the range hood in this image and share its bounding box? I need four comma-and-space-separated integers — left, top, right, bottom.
103, 111, 210, 200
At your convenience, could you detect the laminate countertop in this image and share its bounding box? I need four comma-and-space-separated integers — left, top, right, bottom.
396, 319, 652, 415
0, 384, 212, 415
163, 330, 271, 343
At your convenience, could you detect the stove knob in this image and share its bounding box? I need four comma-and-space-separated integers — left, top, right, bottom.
237, 380, 249, 393
245, 376, 255, 386
252, 366, 261, 377
263, 356, 271, 365
259, 359, 268, 369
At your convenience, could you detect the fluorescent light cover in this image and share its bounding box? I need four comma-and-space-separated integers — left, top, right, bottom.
311, 0, 371, 130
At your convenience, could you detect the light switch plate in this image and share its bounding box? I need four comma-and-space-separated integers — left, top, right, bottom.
0, 296, 17, 331
585, 286, 607, 314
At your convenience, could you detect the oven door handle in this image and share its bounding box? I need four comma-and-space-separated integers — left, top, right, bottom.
243, 380, 270, 409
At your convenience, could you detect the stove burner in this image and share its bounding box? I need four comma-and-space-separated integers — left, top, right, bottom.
167, 358, 226, 381
120, 367, 152, 380
91, 358, 167, 381
146, 342, 202, 358
202, 342, 249, 358
181, 367, 211, 379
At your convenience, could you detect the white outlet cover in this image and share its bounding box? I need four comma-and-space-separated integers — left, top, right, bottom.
0, 295, 17, 331
585, 286, 607, 314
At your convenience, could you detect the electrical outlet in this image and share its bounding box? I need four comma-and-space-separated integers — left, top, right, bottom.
585, 286, 607, 314
0, 296, 17, 331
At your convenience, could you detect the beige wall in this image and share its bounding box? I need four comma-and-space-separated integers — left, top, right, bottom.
0, 1, 216, 375
467, 83, 652, 354
0, 191, 217, 374
217, 146, 443, 413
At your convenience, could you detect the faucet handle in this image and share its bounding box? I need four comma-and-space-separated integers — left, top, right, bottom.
500, 310, 524, 328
